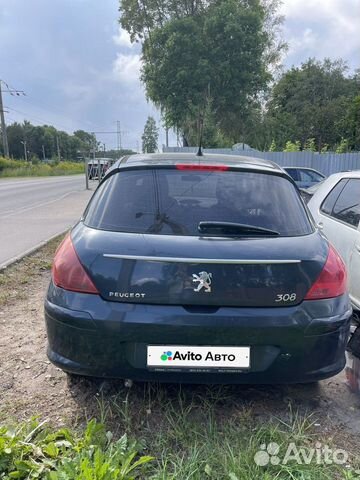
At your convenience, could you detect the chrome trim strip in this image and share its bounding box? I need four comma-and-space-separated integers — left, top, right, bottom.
103, 254, 301, 264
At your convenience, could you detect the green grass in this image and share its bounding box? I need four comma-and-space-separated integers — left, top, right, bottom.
0, 235, 62, 307
23, 381, 354, 480
1, 388, 359, 479
0, 157, 84, 177
93, 385, 359, 480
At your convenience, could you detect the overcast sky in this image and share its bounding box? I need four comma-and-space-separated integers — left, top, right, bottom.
0, 0, 359, 151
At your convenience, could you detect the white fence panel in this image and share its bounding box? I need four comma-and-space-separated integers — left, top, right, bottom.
163, 147, 360, 176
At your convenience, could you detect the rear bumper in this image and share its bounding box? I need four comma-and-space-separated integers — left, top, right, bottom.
45, 283, 352, 384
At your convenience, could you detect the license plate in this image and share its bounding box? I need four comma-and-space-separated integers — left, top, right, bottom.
147, 345, 250, 369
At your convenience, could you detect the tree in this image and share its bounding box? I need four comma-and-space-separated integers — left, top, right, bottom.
74, 130, 97, 151
342, 95, 360, 150
142, 116, 158, 153
120, 0, 285, 145
6, 123, 24, 158
3, 121, 97, 161
265, 58, 358, 151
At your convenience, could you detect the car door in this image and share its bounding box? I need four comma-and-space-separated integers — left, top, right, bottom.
349, 222, 360, 310
316, 178, 360, 309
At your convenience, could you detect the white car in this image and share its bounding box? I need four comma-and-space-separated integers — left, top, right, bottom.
307, 171, 360, 311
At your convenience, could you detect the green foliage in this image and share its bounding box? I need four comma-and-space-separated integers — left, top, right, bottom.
342, 95, 360, 150
269, 140, 277, 152
0, 157, 84, 177
181, 99, 233, 148
265, 58, 358, 152
304, 138, 316, 152
283, 140, 301, 152
0, 392, 359, 479
0, 122, 97, 161
0, 157, 26, 172
336, 137, 349, 153
321, 144, 329, 153
123, 0, 285, 146
0, 419, 152, 479
141, 116, 159, 153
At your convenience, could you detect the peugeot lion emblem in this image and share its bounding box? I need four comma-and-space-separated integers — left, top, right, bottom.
192, 271, 212, 293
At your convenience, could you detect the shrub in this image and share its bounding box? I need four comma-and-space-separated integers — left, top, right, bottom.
283, 140, 301, 152
336, 138, 349, 153
0, 157, 84, 177
269, 140, 277, 152
0, 419, 153, 479
304, 138, 316, 152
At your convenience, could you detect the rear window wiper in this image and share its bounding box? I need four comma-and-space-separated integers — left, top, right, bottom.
198, 221, 280, 236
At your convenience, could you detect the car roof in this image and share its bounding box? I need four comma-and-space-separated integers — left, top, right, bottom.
307, 170, 360, 205
88, 158, 113, 164
325, 170, 360, 180
112, 153, 282, 174
283, 166, 324, 174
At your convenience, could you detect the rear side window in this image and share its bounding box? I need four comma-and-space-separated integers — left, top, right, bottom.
299, 170, 324, 182
84, 169, 313, 236
332, 179, 360, 227
285, 169, 299, 181
320, 179, 348, 215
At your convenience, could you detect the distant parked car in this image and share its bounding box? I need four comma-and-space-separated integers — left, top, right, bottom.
283, 167, 326, 189
300, 180, 326, 204
308, 171, 360, 311
87, 158, 114, 180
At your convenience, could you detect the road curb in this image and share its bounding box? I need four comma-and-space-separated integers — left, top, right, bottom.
0, 229, 68, 271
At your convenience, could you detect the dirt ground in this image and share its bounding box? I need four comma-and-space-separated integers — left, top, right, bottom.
1, 239, 360, 450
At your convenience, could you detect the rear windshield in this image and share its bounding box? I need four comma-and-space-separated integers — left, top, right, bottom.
84, 169, 313, 237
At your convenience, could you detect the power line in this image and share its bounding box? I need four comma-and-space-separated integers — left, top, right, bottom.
0, 79, 26, 157
5, 106, 71, 132
0, 79, 26, 97
20, 92, 91, 128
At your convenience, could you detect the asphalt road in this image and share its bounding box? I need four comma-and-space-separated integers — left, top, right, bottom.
0, 175, 93, 268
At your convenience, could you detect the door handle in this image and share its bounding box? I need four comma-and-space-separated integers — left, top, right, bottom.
317, 222, 324, 230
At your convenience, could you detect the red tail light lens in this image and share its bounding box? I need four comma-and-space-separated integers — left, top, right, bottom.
176, 164, 229, 171
305, 245, 347, 300
52, 234, 99, 294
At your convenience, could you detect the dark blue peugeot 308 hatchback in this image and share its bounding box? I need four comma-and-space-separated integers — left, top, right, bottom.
45, 153, 351, 383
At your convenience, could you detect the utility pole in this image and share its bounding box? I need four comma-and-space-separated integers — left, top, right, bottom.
117, 120, 122, 152
91, 132, 96, 160
0, 80, 9, 157
115, 121, 129, 153
42, 144, 46, 162
56, 136, 61, 162
21, 140, 28, 162
0, 80, 25, 158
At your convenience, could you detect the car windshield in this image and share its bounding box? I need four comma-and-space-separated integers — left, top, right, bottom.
84, 168, 313, 237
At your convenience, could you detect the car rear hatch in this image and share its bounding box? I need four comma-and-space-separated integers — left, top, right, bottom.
72, 225, 327, 307
72, 163, 326, 308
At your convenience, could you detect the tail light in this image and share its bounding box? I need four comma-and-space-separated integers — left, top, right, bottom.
305, 245, 347, 300
52, 234, 99, 294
